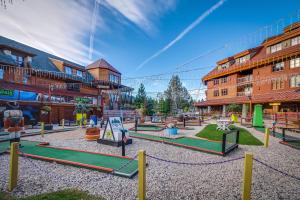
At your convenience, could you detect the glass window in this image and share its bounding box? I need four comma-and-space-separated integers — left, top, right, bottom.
272, 78, 284, 90
0, 69, 3, 79
221, 77, 228, 83
213, 90, 219, 97
213, 79, 219, 85
272, 62, 284, 72
11, 54, 24, 67
290, 57, 300, 68
270, 43, 282, 53
221, 89, 228, 96
291, 36, 300, 46
77, 70, 83, 77
290, 75, 300, 87
65, 66, 72, 75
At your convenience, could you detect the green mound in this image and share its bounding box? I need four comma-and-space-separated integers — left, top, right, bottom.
196, 124, 263, 146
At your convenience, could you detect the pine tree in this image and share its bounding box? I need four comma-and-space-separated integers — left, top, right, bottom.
135, 83, 147, 109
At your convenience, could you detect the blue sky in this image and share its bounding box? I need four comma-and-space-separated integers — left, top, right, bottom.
1, 0, 300, 99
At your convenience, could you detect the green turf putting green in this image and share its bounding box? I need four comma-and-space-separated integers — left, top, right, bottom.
132, 124, 165, 131
12, 140, 138, 178
197, 124, 263, 146
129, 132, 224, 155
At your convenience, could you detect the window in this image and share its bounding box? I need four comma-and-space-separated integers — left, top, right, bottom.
290, 57, 300, 68
213, 90, 219, 97
221, 89, 228, 96
291, 36, 300, 46
213, 79, 219, 85
220, 77, 228, 83
236, 55, 250, 65
65, 66, 72, 75
272, 62, 284, 72
271, 78, 284, 90
11, 54, 24, 67
0, 69, 3, 79
109, 74, 119, 84
218, 62, 229, 70
290, 75, 300, 87
270, 43, 282, 53
76, 70, 83, 77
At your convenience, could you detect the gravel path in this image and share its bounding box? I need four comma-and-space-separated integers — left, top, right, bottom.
0, 124, 299, 200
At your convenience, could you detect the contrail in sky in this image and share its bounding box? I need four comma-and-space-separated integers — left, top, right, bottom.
89, 0, 100, 60
136, 0, 227, 70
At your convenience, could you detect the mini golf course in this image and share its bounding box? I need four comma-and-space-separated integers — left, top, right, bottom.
129, 132, 227, 155
0, 140, 138, 178
254, 127, 300, 149
130, 124, 165, 131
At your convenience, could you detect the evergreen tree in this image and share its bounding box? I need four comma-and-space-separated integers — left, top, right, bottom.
164, 75, 192, 114
135, 83, 147, 109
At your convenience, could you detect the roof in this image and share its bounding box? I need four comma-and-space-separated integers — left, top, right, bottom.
0, 36, 85, 71
86, 58, 121, 74
195, 90, 300, 107
0, 36, 95, 82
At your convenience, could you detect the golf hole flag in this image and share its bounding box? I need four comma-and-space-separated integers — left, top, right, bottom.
102, 117, 129, 142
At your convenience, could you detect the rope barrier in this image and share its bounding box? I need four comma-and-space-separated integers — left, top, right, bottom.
253, 158, 300, 181
146, 153, 244, 166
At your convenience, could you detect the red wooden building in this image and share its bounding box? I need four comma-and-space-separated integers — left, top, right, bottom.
0, 36, 132, 125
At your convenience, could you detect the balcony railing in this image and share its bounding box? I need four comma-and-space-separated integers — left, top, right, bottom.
237, 75, 253, 86
237, 91, 252, 97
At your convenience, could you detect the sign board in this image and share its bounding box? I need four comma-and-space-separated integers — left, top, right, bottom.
0, 88, 14, 96
102, 117, 128, 142
75, 97, 92, 104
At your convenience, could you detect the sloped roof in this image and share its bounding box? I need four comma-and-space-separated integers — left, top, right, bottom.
0, 36, 85, 71
86, 58, 121, 74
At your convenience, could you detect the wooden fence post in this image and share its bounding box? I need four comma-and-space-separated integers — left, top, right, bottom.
264, 128, 270, 148
242, 152, 253, 200
41, 122, 45, 137
8, 142, 19, 192
138, 150, 146, 200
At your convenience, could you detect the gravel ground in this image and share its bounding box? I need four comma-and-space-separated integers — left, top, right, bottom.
0, 123, 299, 200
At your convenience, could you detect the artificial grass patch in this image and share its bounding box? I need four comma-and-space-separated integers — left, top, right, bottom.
196, 124, 263, 146
0, 189, 105, 200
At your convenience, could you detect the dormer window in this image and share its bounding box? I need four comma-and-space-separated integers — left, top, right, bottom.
65, 66, 72, 75
11, 54, 24, 67
236, 54, 250, 64
220, 62, 229, 69
291, 36, 300, 46
270, 43, 282, 53
77, 70, 83, 77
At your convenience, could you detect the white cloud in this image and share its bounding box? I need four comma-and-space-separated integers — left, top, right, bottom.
0, 0, 176, 66
103, 0, 177, 33
0, 0, 103, 65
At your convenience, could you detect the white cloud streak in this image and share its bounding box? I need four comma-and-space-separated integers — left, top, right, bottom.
0, 0, 103, 65
136, 0, 226, 70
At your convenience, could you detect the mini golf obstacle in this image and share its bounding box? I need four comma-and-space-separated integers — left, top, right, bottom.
130, 124, 165, 132
254, 127, 300, 150
129, 130, 239, 156
0, 140, 138, 178
98, 117, 132, 147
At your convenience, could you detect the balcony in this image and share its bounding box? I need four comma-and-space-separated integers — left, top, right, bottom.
237, 91, 252, 97
237, 75, 253, 86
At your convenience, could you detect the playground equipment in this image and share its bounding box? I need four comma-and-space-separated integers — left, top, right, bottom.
252, 105, 263, 127
98, 117, 132, 147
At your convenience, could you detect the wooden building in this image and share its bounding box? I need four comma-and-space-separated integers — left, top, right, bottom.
195, 22, 300, 116
0, 36, 132, 125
